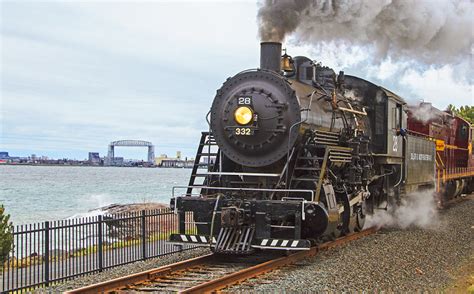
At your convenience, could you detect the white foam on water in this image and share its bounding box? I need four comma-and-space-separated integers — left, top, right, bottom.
85, 193, 116, 208
66, 193, 117, 219
66, 208, 106, 220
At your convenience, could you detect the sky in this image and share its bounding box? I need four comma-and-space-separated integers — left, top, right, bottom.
1, 0, 472, 160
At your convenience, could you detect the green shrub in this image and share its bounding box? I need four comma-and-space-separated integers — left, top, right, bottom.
0, 205, 14, 266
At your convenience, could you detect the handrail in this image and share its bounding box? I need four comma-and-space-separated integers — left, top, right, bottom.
203, 172, 280, 177
437, 166, 474, 182
172, 185, 314, 199
314, 145, 353, 202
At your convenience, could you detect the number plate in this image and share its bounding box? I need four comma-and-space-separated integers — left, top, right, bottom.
238, 97, 252, 105
235, 127, 254, 136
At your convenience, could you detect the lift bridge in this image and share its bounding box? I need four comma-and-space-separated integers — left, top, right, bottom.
105, 140, 155, 166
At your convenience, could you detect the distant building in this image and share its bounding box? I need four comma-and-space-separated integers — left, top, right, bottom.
88, 152, 101, 165
201, 156, 216, 165
155, 154, 168, 166
0, 151, 21, 163
112, 157, 124, 165
184, 159, 195, 168
161, 159, 182, 168
155, 152, 194, 168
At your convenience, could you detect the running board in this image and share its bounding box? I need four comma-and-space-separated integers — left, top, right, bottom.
251, 238, 311, 250
169, 233, 216, 245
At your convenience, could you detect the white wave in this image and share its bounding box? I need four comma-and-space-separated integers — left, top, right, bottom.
65, 193, 118, 219
66, 208, 106, 220
84, 193, 116, 208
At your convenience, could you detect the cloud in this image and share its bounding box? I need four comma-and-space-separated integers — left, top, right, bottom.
1, 1, 260, 159
1, 1, 471, 160
363, 60, 473, 108
399, 65, 473, 108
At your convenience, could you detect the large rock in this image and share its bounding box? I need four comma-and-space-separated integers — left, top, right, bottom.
94, 203, 192, 240
97, 203, 169, 214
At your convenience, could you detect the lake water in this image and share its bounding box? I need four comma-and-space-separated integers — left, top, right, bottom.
0, 165, 191, 225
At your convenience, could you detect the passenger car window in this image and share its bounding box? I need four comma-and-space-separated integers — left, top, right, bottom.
460, 125, 467, 138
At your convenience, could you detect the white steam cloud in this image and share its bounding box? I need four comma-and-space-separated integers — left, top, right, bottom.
365, 190, 441, 230
407, 102, 453, 124
258, 0, 473, 65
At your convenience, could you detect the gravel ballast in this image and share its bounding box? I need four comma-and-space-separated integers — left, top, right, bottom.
229, 195, 474, 292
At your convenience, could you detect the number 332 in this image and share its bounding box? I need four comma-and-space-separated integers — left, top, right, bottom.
235, 128, 251, 135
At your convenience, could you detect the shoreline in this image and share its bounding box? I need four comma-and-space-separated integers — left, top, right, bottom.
0, 163, 191, 168
0, 166, 190, 226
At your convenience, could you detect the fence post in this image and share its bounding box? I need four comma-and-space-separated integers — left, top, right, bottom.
98, 215, 103, 272
178, 211, 186, 234
141, 210, 146, 260
44, 221, 50, 286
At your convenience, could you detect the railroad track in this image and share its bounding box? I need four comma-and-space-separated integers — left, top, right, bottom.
66, 227, 377, 293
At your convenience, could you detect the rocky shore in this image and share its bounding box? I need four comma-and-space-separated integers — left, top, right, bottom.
94, 202, 169, 214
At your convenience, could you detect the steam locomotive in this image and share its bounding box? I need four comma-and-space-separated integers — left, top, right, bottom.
169, 42, 474, 254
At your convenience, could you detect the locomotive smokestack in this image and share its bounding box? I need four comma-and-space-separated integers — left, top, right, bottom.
260, 42, 281, 73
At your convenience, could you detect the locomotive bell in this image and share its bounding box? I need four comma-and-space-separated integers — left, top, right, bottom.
281, 50, 294, 72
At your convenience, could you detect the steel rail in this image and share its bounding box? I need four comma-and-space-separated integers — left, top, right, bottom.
66, 227, 377, 294
182, 227, 377, 293
64, 254, 215, 294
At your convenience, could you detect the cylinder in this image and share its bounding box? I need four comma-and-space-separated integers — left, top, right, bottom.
260, 42, 282, 72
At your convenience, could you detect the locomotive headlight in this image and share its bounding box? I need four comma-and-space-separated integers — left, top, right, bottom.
234, 106, 253, 125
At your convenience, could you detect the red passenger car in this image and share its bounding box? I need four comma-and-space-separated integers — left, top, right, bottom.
407, 102, 474, 203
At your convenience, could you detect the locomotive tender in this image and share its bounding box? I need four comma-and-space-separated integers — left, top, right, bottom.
170, 42, 474, 254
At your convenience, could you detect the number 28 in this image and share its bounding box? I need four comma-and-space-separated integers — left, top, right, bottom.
238, 97, 251, 105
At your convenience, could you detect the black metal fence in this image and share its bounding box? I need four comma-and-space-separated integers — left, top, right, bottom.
1, 209, 198, 293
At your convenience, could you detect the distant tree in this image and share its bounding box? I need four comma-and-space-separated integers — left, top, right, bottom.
446, 104, 474, 124
458, 106, 474, 124
447, 104, 456, 113
0, 205, 13, 267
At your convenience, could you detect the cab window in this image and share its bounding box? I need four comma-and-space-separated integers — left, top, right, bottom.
392, 104, 402, 129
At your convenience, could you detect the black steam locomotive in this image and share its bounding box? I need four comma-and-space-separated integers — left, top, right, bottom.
169, 42, 437, 254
